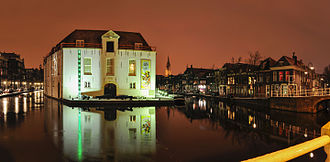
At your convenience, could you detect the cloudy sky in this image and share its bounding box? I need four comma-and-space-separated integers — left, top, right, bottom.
0, 0, 329, 74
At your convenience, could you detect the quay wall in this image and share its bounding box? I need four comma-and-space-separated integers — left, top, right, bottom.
180, 93, 330, 113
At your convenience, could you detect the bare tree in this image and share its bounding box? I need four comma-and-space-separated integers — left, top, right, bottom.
231, 57, 242, 63
324, 64, 330, 85
237, 57, 242, 63
248, 51, 262, 65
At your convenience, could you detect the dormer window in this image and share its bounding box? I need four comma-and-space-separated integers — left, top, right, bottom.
134, 43, 143, 50
106, 41, 114, 52
76, 40, 84, 47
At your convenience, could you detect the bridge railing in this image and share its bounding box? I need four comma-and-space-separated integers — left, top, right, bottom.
271, 88, 330, 97
242, 122, 330, 162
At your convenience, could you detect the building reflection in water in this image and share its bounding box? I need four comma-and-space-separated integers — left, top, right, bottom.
0, 91, 43, 125
44, 98, 156, 161
182, 97, 326, 146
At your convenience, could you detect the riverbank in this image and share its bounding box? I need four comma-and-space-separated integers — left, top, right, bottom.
179, 93, 329, 113
44, 93, 176, 108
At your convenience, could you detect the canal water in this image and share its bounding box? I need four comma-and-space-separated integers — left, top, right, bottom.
0, 91, 329, 162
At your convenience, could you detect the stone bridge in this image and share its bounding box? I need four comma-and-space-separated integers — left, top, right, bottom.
269, 96, 330, 113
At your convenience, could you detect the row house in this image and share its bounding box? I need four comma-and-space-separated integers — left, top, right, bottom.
180, 66, 217, 94
0, 52, 43, 90
255, 53, 319, 97
156, 66, 217, 95
218, 63, 258, 97
218, 53, 320, 98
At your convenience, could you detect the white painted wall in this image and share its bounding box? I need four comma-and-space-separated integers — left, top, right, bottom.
116, 49, 156, 98
62, 48, 101, 99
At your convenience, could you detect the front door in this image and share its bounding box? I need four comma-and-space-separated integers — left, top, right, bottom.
104, 83, 116, 97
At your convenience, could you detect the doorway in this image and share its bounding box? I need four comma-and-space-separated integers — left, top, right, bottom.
104, 83, 116, 97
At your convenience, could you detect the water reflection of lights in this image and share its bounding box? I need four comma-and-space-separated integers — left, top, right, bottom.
15, 97, 19, 113
304, 129, 308, 137
23, 97, 27, 112
3, 98, 8, 115
309, 152, 314, 158
228, 110, 235, 120
253, 123, 257, 129
198, 99, 206, 110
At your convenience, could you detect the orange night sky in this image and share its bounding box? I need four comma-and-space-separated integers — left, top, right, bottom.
0, 0, 329, 74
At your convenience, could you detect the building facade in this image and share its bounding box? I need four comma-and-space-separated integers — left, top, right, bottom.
255, 53, 320, 97
0, 52, 25, 89
44, 30, 156, 99
217, 53, 320, 98
218, 63, 258, 97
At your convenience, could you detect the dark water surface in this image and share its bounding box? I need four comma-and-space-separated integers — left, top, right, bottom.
0, 92, 329, 161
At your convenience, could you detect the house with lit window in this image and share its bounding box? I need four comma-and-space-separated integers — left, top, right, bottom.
257, 53, 319, 97
218, 63, 258, 97
44, 29, 156, 100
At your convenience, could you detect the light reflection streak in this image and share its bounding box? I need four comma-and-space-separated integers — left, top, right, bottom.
15, 97, 19, 114
3, 98, 8, 115
78, 109, 83, 161
23, 97, 27, 112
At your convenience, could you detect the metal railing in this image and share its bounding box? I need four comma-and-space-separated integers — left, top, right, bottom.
271, 88, 330, 97
243, 122, 330, 162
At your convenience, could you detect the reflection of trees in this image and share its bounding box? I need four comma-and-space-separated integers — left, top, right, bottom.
176, 97, 329, 146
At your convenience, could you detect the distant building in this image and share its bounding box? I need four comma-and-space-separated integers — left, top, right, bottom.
181, 65, 216, 94
255, 53, 320, 97
0, 52, 25, 89
218, 63, 258, 97
165, 56, 171, 77
158, 65, 217, 95
217, 52, 320, 97
25, 66, 44, 89
44, 29, 157, 99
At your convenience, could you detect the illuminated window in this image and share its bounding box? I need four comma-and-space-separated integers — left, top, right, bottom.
84, 58, 92, 75
106, 41, 114, 52
128, 60, 136, 76
285, 71, 290, 81
129, 115, 136, 122
228, 77, 235, 85
76, 40, 84, 47
279, 71, 284, 81
273, 71, 277, 82
106, 58, 114, 76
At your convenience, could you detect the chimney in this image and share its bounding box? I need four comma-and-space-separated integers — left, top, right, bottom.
190, 64, 193, 68
292, 52, 297, 65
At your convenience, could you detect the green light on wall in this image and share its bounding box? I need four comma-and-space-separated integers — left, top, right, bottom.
78, 49, 81, 97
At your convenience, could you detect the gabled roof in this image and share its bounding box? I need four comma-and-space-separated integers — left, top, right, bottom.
259, 57, 276, 70
183, 67, 215, 78
221, 63, 258, 73
59, 29, 151, 49
274, 56, 305, 69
